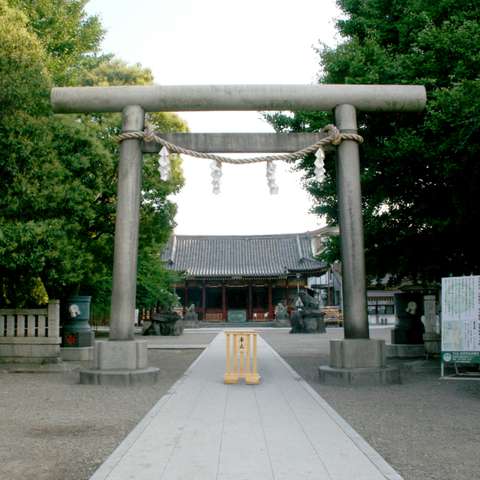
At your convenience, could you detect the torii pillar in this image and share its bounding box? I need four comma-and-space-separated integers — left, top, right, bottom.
317, 104, 398, 384
81, 105, 159, 385
51, 84, 426, 385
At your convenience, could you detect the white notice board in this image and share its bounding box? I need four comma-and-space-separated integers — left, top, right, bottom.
441, 275, 480, 364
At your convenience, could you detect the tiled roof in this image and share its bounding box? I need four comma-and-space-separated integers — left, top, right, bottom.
162, 232, 327, 279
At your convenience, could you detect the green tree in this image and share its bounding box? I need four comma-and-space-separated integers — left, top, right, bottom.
0, 114, 117, 305
80, 57, 153, 87
0, 0, 50, 114
9, 0, 104, 85
0, 0, 187, 311
267, 0, 480, 284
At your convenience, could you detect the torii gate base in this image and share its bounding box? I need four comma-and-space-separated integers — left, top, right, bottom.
80, 340, 158, 386
319, 339, 401, 385
50, 84, 425, 386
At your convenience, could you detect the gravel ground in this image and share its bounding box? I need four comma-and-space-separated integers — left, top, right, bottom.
0, 349, 202, 480
2, 328, 479, 480
262, 328, 480, 480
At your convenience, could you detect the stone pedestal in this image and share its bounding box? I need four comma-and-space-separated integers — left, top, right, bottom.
386, 343, 425, 358
143, 313, 184, 336
183, 318, 199, 328
423, 332, 441, 356
273, 317, 290, 328
319, 339, 401, 385
290, 310, 326, 334
422, 295, 441, 356
183, 308, 199, 328
79, 340, 159, 385
330, 339, 385, 368
61, 346, 93, 362
274, 303, 290, 327
305, 314, 326, 333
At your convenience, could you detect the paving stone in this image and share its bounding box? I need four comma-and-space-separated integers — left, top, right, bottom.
90, 333, 402, 480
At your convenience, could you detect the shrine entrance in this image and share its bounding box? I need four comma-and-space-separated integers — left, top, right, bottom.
226, 287, 247, 309
51, 83, 426, 385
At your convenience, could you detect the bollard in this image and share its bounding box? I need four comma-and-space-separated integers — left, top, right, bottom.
224, 331, 261, 384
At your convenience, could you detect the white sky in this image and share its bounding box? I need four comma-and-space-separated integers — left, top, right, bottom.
85, 0, 342, 235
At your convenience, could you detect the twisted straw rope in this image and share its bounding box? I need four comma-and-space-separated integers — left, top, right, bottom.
117, 124, 363, 164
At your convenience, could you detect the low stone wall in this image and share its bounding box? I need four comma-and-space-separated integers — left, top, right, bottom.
0, 300, 61, 363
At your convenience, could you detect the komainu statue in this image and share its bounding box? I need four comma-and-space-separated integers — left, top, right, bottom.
183, 303, 199, 328
290, 291, 326, 334
274, 302, 290, 327
143, 310, 184, 336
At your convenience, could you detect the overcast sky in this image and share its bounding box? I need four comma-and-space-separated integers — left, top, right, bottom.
85, 0, 342, 235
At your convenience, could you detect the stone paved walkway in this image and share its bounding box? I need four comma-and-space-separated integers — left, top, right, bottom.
90, 333, 402, 480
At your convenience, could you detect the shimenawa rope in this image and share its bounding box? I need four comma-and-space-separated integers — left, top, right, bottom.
116, 124, 363, 193
116, 124, 363, 165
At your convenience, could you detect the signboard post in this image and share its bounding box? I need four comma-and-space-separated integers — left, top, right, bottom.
441, 275, 480, 377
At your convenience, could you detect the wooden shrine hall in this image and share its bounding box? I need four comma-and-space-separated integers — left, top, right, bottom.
162, 230, 329, 322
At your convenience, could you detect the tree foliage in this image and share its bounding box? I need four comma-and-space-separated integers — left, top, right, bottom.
267, 0, 480, 284
0, 0, 187, 310
9, 0, 104, 85
80, 57, 153, 87
0, 0, 51, 114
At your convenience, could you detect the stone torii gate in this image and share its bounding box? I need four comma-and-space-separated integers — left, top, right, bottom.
51, 84, 426, 385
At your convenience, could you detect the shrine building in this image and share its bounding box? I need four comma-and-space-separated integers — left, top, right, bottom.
162, 230, 330, 323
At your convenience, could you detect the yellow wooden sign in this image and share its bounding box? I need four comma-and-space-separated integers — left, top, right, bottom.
224, 330, 261, 384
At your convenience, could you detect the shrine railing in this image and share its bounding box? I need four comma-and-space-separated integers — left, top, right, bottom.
0, 300, 61, 362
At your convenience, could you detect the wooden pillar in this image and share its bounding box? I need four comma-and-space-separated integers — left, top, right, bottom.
248, 284, 253, 321
222, 284, 227, 321
184, 280, 188, 316
285, 278, 289, 304
268, 282, 273, 320
202, 281, 206, 319
327, 270, 332, 306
